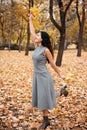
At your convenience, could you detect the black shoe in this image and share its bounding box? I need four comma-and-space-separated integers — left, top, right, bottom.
60, 85, 68, 97
39, 121, 50, 129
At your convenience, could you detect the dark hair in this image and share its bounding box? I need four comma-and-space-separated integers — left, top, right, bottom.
40, 31, 54, 61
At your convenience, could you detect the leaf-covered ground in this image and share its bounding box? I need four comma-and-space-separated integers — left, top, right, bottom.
0, 50, 87, 130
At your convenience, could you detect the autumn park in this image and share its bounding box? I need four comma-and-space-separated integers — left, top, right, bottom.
0, 0, 87, 130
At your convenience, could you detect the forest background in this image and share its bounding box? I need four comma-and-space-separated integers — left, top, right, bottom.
0, 0, 87, 130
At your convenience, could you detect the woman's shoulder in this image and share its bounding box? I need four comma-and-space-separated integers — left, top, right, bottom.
42, 46, 49, 53
43, 47, 49, 51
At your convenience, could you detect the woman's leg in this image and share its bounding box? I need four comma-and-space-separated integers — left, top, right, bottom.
42, 109, 49, 116
39, 109, 50, 129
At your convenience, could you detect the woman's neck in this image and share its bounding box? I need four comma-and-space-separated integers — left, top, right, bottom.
37, 43, 42, 47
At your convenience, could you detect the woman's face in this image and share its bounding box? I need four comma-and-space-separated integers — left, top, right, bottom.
34, 32, 42, 45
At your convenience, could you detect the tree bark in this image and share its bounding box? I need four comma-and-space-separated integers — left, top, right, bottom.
0, 3, 5, 44
56, 31, 66, 66
8, 0, 15, 51
49, 0, 73, 66
1, 19, 5, 44
77, 22, 84, 56
76, 0, 85, 56
25, 22, 30, 55
25, 0, 34, 55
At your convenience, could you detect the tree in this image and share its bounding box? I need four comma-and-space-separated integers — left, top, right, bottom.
25, 0, 34, 55
0, 1, 6, 44
83, 14, 87, 50
76, 0, 85, 56
49, 0, 74, 66
16, 16, 25, 52
8, 0, 15, 51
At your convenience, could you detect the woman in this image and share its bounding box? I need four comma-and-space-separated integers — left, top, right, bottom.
29, 13, 67, 129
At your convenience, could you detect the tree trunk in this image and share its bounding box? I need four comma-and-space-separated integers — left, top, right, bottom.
77, 28, 83, 56
8, 0, 15, 51
8, 26, 12, 51
25, 0, 34, 55
56, 31, 65, 66
18, 37, 22, 52
18, 23, 23, 52
49, 0, 73, 66
0, 10, 5, 45
25, 22, 30, 55
76, 0, 85, 56
1, 22, 5, 44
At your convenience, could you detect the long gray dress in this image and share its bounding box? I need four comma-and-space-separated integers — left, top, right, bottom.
32, 46, 56, 110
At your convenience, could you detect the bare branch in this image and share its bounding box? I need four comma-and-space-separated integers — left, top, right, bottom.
76, 0, 81, 27
65, 0, 74, 14
82, 0, 85, 27
49, 0, 61, 32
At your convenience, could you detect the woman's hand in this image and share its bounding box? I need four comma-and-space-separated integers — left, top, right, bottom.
28, 12, 34, 20
28, 13, 32, 20
60, 75, 65, 81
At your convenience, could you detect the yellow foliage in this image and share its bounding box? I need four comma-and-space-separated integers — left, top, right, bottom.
32, 18, 40, 31
65, 73, 74, 84
30, 7, 39, 16
14, 3, 28, 19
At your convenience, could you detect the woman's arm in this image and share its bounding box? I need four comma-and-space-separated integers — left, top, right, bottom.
29, 14, 36, 43
45, 48, 64, 79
